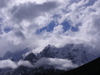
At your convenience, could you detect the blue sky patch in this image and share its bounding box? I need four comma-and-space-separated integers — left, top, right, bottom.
61, 21, 71, 32
71, 23, 81, 32
36, 20, 80, 34
4, 27, 12, 33
85, 0, 97, 6
36, 21, 57, 34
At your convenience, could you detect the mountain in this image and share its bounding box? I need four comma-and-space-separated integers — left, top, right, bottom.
0, 58, 100, 75
6, 57, 100, 75
0, 44, 98, 75
2, 48, 29, 61
24, 52, 38, 63
38, 44, 96, 65
11, 66, 65, 75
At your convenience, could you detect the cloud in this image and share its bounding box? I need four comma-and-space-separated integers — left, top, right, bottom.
0, 59, 33, 69
0, 0, 100, 57
18, 60, 33, 68
0, 57, 77, 70
0, 59, 17, 69
0, 58, 77, 70
0, 0, 64, 56
14, 30, 25, 38
0, 0, 8, 8
10, 1, 58, 23
33, 58, 78, 70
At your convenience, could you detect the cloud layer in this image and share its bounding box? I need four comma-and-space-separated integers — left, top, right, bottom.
0, 58, 77, 70
0, 0, 100, 57
34, 58, 78, 70
0, 59, 33, 69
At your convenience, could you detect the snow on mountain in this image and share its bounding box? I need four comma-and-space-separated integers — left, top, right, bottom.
38, 44, 96, 65
0, 44, 97, 75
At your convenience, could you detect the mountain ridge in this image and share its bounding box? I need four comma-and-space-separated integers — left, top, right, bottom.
0, 44, 98, 75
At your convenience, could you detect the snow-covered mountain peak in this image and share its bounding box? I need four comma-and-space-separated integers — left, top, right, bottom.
39, 44, 96, 65
0, 44, 97, 75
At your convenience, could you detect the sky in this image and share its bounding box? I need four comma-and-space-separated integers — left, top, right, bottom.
0, 0, 100, 57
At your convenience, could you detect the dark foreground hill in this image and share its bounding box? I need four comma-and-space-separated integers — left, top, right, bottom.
62, 57, 100, 75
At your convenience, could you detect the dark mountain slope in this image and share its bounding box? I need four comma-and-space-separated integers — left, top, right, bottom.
62, 57, 100, 75
11, 66, 65, 75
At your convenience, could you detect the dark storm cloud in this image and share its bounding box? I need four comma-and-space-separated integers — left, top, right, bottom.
11, 2, 58, 22
14, 30, 25, 40
87, 0, 97, 6
0, 0, 8, 8
92, 15, 100, 31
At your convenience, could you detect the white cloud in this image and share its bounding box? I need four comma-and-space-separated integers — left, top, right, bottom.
0, 58, 77, 70
33, 58, 78, 70
18, 60, 33, 68
0, 59, 17, 69
0, 59, 33, 69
